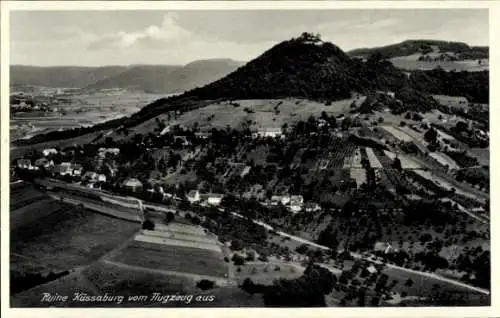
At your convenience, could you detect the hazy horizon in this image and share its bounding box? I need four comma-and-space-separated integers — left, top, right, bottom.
11, 10, 489, 67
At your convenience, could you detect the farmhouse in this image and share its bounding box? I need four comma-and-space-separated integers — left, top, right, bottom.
98, 148, 120, 159
376, 90, 396, 98
289, 199, 303, 213
72, 164, 83, 176
252, 127, 283, 139
187, 190, 201, 203
83, 171, 99, 181
304, 202, 321, 212
17, 159, 32, 170
290, 195, 304, 205
54, 162, 73, 176
42, 148, 58, 157
271, 195, 291, 206
207, 193, 224, 206
373, 242, 396, 255
122, 178, 143, 192
34, 158, 52, 168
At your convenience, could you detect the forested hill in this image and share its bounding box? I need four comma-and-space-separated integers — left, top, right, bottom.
348, 40, 489, 60
184, 33, 407, 101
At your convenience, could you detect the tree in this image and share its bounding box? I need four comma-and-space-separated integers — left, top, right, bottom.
404, 278, 414, 287
165, 211, 175, 224
295, 244, 309, 255
392, 157, 402, 171
142, 219, 155, 230
231, 239, 243, 251
197, 279, 216, 291
232, 254, 246, 266
424, 127, 438, 144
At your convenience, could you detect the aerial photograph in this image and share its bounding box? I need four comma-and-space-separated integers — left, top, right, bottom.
8, 8, 490, 307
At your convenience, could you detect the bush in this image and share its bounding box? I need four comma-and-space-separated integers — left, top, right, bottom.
142, 219, 155, 230
232, 254, 246, 266
165, 211, 175, 224
197, 279, 216, 291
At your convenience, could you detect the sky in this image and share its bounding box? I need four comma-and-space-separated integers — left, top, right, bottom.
10, 9, 489, 66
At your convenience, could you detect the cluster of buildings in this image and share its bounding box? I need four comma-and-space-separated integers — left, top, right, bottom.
251, 127, 284, 139
269, 194, 321, 213
186, 190, 224, 207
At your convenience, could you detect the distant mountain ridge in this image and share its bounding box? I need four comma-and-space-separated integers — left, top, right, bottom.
348, 40, 489, 60
10, 59, 243, 94
10, 65, 129, 88
87, 59, 243, 94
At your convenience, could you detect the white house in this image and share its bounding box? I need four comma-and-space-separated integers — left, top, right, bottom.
367, 265, 378, 274
98, 148, 120, 159
83, 171, 99, 181
34, 158, 52, 169
42, 148, 58, 157
98, 174, 107, 182
186, 190, 201, 203
252, 128, 283, 139
54, 162, 73, 176
122, 178, 143, 192
290, 195, 304, 205
304, 202, 321, 212
72, 164, 83, 176
17, 159, 32, 170
207, 193, 224, 206
289, 202, 302, 213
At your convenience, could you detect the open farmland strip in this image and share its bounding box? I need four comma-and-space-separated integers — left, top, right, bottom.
381, 126, 413, 142
366, 147, 383, 168
112, 240, 227, 277
102, 260, 229, 287
134, 233, 222, 253
142, 229, 217, 243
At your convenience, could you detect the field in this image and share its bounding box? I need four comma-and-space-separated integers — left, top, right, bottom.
383, 150, 422, 169
469, 148, 490, 166
10, 90, 167, 140
234, 261, 305, 286
381, 267, 489, 306
381, 126, 413, 142
412, 169, 482, 201
118, 97, 365, 138
11, 184, 140, 275
429, 152, 460, 170
365, 147, 383, 168
111, 240, 228, 278
390, 56, 488, 72
432, 95, 469, 108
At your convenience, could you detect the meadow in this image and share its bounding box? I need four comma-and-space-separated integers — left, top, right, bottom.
11, 193, 140, 275
111, 240, 228, 278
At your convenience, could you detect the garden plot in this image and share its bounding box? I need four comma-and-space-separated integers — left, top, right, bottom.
134, 234, 222, 253
412, 169, 480, 201
350, 169, 366, 188
429, 152, 460, 170
365, 147, 383, 168
383, 150, 422, 169
112, 240, 228, 278
349, 147, 364, 168
381, 126, 413, 142
155, 223, 207, 236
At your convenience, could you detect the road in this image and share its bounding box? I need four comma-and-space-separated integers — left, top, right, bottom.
34, 178, 490, 296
